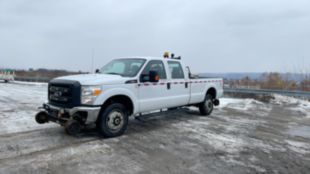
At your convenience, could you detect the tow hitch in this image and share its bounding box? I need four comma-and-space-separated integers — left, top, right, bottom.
213, 99, 220, 106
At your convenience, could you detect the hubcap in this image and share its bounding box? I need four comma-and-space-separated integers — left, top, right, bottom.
107, 110, 124, 131
205, 99, 213, 112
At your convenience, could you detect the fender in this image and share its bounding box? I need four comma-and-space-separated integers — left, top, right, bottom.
203, 85, 217, 99
94, 86, 139, 114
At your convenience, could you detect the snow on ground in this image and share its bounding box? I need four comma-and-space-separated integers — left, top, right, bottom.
286, 140, 310, 154
0, 82, 308, 136
12, 80, 47, 86
0, 82, 54, 135
219, 97, 271, 116
1, 81, 310, 173
272, 94, 310, 118
0, 82, 271, 136
219, 98, 263, 111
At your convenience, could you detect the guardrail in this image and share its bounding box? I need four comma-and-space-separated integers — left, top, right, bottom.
14, 77, 50, 82
224, 88, 310, 99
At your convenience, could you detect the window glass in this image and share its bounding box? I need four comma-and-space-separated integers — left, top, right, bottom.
168, 61, 184, 79
141, 60, 167, 80
107, 62, 125, 74
100, 59, 146, 77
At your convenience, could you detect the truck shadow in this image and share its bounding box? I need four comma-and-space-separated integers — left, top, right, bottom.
127, 108, 210, 135
79, 108, 212, 138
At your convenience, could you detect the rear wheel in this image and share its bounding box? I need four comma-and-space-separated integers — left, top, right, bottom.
199, 94, 214, 116
97, 103, 128, 138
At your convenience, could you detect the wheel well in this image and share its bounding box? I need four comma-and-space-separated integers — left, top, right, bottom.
207, 88, 216, 99
101, 95, 134, 115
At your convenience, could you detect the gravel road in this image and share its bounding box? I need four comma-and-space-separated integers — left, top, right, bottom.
0, 82, 310, 174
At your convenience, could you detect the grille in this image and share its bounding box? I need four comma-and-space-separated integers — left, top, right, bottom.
49, 85, 72, 103
48, 80, 81, 108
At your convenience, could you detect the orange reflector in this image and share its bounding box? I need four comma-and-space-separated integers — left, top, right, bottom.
93, 89, 102, 96
155, 75, 159, 81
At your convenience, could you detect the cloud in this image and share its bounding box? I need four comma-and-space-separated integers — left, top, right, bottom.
0, 0, 309, 73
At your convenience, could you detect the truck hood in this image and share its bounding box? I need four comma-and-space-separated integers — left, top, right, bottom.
55, 74, 129, 85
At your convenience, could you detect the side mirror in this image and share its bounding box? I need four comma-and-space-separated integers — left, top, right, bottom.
149, 71, 159, 82
95, 69, 100, 73
140, 71, 159, 82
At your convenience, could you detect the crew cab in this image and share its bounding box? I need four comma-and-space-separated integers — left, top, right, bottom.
35, 56, 223, 137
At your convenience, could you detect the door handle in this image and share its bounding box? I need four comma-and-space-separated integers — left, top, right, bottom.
185, 82, 188, 88
167, 83, 171, 90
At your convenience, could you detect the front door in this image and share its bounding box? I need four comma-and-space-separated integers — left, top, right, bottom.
138, 60, 169, 113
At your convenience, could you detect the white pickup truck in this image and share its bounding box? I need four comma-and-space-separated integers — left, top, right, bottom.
36, 56, 223, 137
0, 70, 15, 83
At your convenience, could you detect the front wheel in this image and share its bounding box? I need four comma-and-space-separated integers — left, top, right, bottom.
97, 103, 128, 138
199, 94, 214, 116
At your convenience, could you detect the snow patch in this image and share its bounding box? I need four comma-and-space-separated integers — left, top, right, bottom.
219, 98, 271, 116
286, 140, 310, 154
0, 82, 53, 135
220, 155, 266, 173
172, 116, 284, 155
272, 94, 310, 118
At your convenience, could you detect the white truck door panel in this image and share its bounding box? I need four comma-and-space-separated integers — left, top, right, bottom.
138, 60, 171, 112
166, 61, 190, 107
189, 81, 207, 103
138, 80, 170, 112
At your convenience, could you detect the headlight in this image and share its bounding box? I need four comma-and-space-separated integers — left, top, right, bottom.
81, 86, 102, 105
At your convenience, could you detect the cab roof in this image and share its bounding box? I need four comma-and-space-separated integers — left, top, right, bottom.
117, 56, 182, 61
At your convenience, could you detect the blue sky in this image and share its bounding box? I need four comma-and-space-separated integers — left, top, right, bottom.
0, 0, 309, 73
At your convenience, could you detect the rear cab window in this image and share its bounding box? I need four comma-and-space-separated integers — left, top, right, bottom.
168, 61, 184, 79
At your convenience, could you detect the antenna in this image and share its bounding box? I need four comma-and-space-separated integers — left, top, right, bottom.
91, 48, 95, 73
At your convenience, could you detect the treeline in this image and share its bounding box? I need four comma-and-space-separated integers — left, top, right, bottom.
227, 72, 310, 91
14, 68, 86, 82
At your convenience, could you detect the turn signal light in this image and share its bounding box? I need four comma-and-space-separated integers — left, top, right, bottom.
93, 89, 102, 96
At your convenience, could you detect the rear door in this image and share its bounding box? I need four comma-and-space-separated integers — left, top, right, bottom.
167, 61, 190, 107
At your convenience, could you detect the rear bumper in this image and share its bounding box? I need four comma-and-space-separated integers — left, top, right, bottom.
39, 103, 100, 125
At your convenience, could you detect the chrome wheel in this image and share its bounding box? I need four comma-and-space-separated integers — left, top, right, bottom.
106, 110, 124, 132
97, 103, 129, 138
204, 99, 213, 113
199, 94, 214, 116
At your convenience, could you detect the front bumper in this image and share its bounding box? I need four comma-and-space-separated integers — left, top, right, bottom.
39, 103, 101, 125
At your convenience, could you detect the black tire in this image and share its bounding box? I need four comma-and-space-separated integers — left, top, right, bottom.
35, 111, 49, 124
199, 94, 214, 116
97, 103, 129, 138
65, 120, 82, 136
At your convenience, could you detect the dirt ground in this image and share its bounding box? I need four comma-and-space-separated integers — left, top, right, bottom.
0, 82, 310, 174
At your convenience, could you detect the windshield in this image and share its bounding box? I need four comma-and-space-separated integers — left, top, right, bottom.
100, 58, 146, 77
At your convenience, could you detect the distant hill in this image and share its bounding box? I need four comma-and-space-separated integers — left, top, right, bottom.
199, 73, 306, 82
